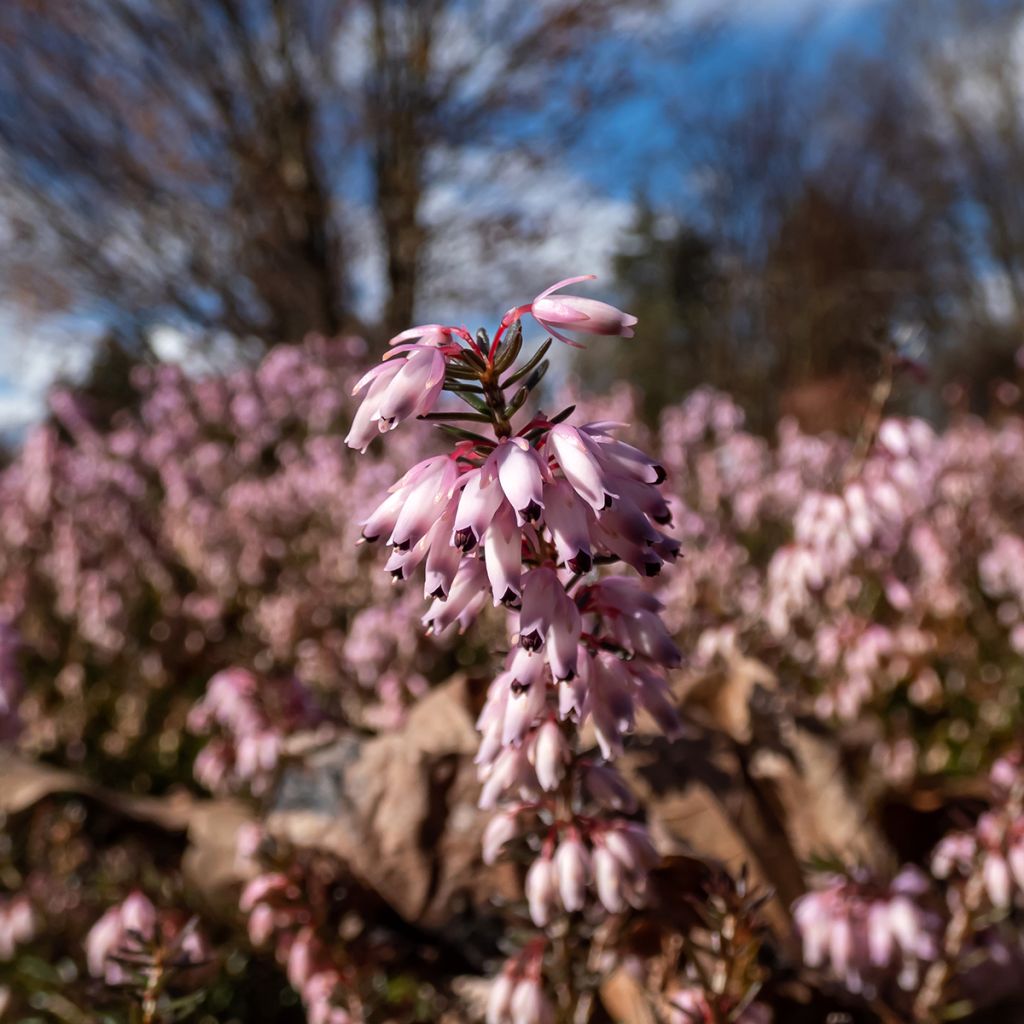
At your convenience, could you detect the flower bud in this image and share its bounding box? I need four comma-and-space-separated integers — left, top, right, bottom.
554, 834, 590, 913
525, 853, 558, 927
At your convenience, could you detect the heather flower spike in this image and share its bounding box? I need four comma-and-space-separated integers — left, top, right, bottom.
347, 278, 681, 1018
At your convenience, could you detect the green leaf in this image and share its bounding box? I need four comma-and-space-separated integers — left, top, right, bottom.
493, 321, 523, 372
417, 411, 492, 423
501, 338, 551, 387
435, 424, 495, 445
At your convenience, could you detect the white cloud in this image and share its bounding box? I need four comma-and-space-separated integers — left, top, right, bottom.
0, 311, 98, 435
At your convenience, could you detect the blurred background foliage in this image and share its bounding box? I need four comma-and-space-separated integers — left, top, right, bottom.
2, 0, 1024, 431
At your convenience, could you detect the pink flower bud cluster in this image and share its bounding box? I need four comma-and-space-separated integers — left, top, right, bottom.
511, 820, 659, 926
187, 668, 323, 796
85, 891, 210, 985
931, 757, 1024, 910
0, 895, 36, 960
793, 868, 939, 996
486, 945, 555, 1024
0, 338, 447, 778
645, 384, 1024, 783
240, 868, 351, 1024
347, 280, 679, 1007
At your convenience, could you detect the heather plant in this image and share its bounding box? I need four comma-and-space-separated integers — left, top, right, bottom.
345, 277, 770, 1021
3, 299, 1024, 1020
0, 338, 482, 790
652, 381, 1024, 784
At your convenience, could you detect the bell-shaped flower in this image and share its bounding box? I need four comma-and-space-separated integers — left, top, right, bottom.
548, 424, 618, 512
388, 457, 459, 551
494, 437, 546, 525
581, 424, 665, 484
518, 568, 580, 679
528, 275, 637, 348
554, 833, 590, 912
542, 479, 593, 573
484, 502, 523, 606
423, 500, 462, 599
486, 970, 516, 1024
510, 975, 555, 1024
525, 852, 558, 926
345, 345, 444, 449
453, 467, 504, 552
482, 809, 521, 865
422, 557, 489, 635
532, 717, 567, 790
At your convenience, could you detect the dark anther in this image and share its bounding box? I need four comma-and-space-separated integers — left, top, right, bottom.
643, 561, 662, 577
454, 528, 477, 552
653, 464, 667, 484
520, 629, 543, 651
523, 500, 542, 523
569, 551, 592, 574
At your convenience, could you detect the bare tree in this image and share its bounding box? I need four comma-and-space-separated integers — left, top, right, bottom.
0, 0, 347, 349
0, 0, 675, 353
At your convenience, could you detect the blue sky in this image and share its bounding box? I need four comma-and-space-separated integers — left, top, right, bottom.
0, 0, 893, 438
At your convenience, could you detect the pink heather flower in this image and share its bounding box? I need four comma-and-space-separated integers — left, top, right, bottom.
532, 718, 567, 791
388, 324, 456, 347
593, 842, 627, 913
422, 557, 489, 635
541, 479, 593, 573
345, 345, 445, 450
554, 833, 591, 912
486, 970, 516, 1024
86, 907, 127, 979
510, 975, 555, 1024
525, 852, 559, 927
518, 568, 581, 680
527, 275, 637, 348
453, 468, 505, 552
482, 810, 521, 865
248, 903, 277, 945
121, 890, 157, 937
547, 424, 618, 512
494, 438, 547, 525
484, 503, 523, 605
0, 896, 36, 960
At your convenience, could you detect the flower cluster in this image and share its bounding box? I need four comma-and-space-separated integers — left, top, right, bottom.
486, 944, 556, 1024
793, 867, 940, 996
239, 842, 352, 1024
347, 279, 682, 1010
85, 891, 210, 986
932, 756, 1024, 910
650, 383, 1024, 781
187, 667, 325, 796
0, 338, 455, 786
